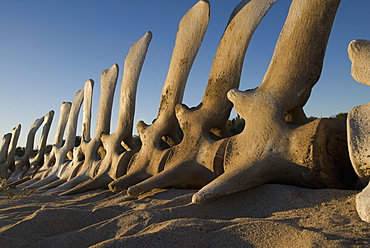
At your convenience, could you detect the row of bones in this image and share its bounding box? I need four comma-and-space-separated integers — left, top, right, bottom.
0, 0, 362, 203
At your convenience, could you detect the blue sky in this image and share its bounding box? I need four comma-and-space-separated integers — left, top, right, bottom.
0, 0, 369, 147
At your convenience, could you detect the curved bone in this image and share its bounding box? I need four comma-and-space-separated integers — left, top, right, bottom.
13, 102, 71, 188
23, 87, 85, 189
108, 0, 210, 193
7, 110, 54, 183
0, 124, 20, 179
0, 133, 12, 164
60, 31, 152, 196
7, 116, 45, 181
126, 0, 276, 196
42, 65, 118, 194
347, 39, 370, 185
191, 0, 356, 204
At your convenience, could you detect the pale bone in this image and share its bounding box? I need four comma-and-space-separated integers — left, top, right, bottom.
59, 32, 152, 196
41, 64, 118, 194
191, 0, 359, 204
356, 182, 370, 223
108, 0, 210, 193
348, 39, 370, 86
347, 39, 370, 185
42, 80, 93, 190
34, 80, 93, 191
7, 110, 54, 183
23, 85, 86, 190
13, 102, 71, 188
0, 124, 21, 179
126, 0, 277, 197
0, 133, 12, 164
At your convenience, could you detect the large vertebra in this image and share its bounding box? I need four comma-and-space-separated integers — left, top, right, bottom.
192, 0, 359, 204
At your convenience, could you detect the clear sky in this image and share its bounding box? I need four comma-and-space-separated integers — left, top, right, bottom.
0, 0, 369, 147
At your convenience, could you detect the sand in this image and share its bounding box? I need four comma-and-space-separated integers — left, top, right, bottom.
0, 184, 369, 247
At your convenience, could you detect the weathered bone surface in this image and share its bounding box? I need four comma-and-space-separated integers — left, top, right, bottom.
7, 110, 54, 183
0, 125, 20, 179
356, 182, 370, 223
0, 133, 12, 165
347, 39, 370, 185
12, 102, 71, 188
346, 39, 370, 223
59, 31, 152, 196
23, 87, 85, 190
108, 0, 210, 193
191, 0, 359, 204
126, 0, 277, 196
40, 65, 118, 194
348, 39, 370, 86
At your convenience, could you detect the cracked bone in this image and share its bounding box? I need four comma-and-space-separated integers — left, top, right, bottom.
108, 0, 210, 193
0, 124, 21, 179
7, 110, 54, 183
126, 0, 277, 196
23, 84, 87, 190
347, 39, 370, 185
60, 31, 152, 196
12, 102, 71, 188
41, 64, 118, 194
191, 0, 359, 204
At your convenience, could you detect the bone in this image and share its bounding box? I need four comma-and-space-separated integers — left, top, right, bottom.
42, 65, 118, 194
23, 87, 85, 190
0, 124, 20, 179
126, 0, 276, 196
108, 0, 210, 193
347, 39, 370, 185
348, 39, 370, 86
356, 181, 370, 223
12, 102, 71, 188
0, 133, 12, 164
7, 110, 54, 183
59, 31, 152, 196
191, 0, 356, 204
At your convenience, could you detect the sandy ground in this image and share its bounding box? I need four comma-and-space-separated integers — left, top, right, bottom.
1, 184, 370, 248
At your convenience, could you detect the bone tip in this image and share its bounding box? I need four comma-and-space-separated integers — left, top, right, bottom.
76, 88, 84, 94
109, 63, 119, 73
108, 182, 122, 193
14, 124, 21, 130
146, 30, 153, 38
191, 192, 204, 204
126, 186, 140, 196
348, 39, 370, 59
85, 79, 95, 88
226, 88, 238, 100
137, 120, 149, 133
46, 110, 55, 118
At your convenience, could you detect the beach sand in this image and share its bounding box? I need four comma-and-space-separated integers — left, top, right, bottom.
1, 184, 369, 247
